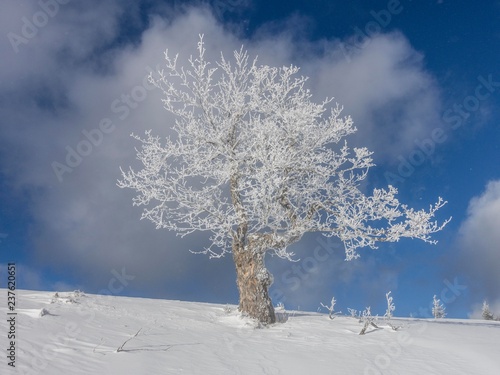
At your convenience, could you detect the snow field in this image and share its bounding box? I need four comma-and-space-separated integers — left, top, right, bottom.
1, 289, 499, 374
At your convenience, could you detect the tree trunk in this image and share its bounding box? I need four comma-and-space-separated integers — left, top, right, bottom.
233, 244, 276, 325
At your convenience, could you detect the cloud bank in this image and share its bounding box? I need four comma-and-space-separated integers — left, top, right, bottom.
456, 180, 500, 309
0, 2, 444, 305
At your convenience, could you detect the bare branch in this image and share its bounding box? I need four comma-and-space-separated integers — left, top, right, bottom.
116, 328, 143, 353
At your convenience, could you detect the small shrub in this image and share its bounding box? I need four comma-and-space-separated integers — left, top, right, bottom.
320, 296, 340, 320
39, 308, 50, 317
359, 307, 379, 335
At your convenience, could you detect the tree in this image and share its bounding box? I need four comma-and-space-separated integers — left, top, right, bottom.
359, 306, 379, 335
384, 291, 395, 320
384, 291, 401, 330
118, 36, 450, 325
320, 296, 338, 319
482, 300, 494, 321
432, 295, 446, 319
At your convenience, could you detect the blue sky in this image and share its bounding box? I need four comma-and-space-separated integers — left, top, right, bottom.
0, 0, 499, 319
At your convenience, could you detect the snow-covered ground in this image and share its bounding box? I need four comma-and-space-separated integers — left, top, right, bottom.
1, 289, 499, 374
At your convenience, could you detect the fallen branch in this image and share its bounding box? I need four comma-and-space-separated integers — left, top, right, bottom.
117, 328, 143, 352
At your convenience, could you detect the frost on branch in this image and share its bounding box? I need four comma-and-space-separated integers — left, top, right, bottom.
347, 308, 358, 318
359, 307, 379, 335
320, 296, 340, 319
384, 291, 401, 331
118, 35, 450, 262
384, 291, 395, 320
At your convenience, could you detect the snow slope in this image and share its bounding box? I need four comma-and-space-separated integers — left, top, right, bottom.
1, 289, 499, 374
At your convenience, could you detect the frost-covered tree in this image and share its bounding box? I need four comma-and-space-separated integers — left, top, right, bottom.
320, 296, 337, 319
359, 307, 379, 335
482, 300, 494, 321
384, 291, 401, 330
385, 291, 395, 320
118, 36, 450, 325
432, 295, 446, 319
347, 308, 359, 319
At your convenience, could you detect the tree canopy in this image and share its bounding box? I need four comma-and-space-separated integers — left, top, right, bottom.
118, 36, 450, 262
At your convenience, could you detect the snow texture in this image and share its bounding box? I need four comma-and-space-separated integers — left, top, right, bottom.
2, 289, 500, 374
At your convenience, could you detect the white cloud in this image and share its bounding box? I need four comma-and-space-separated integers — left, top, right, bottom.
457, 180, 500, 306
298, 33, 442, 162
0, 4, 444, 299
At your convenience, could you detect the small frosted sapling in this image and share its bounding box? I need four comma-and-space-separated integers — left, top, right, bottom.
347, 308, 358, 319
432, 295, 446, 319
359, 307, 379, 335
384, 291, 401, 331
320, 296, 341, 319
481, 300, 494, 321
275, 302, 290, 323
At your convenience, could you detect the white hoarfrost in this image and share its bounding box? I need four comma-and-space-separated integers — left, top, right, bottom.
384, 291, 402, 331
359, 306, 379, 335
432, 295, 446, 319
118, 36, 450, 324
385, 291, 395, 320
320, 296, 338, 319
118, 35, 450, 261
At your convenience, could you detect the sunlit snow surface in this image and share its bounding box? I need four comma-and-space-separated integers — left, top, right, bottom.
1, 290, 499, 374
